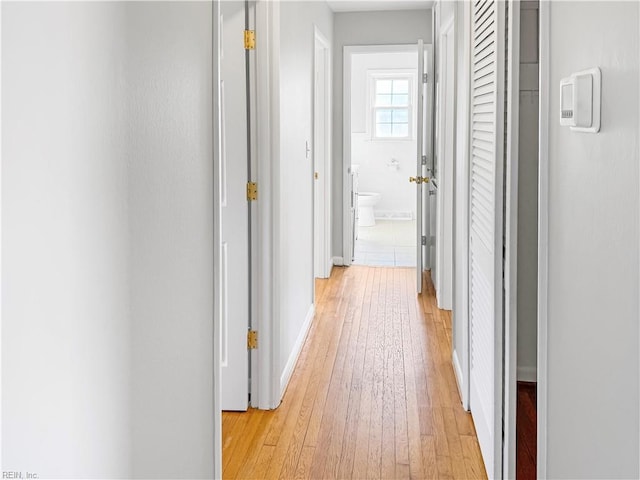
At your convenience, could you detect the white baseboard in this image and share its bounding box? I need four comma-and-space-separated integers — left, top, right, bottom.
452, 350, 469, 411
325, 258, 334, 278
517, 365, 537, 383
375, 210, 414, 220
280, 305, 315, 399
332, 256, 344, 266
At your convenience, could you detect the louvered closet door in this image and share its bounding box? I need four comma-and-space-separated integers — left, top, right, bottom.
468, 0, 505, 478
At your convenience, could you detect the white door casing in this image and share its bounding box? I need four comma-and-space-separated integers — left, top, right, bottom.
435, 17, 455, 311
468, 0, 506, 478
342, 44, 424, 272
313, 26, 331, 280
416, 39, 425, 294
220, 0, 249, 411
503, 0, 521, 477
213, 0, 222, 474
430, 35, 440, 286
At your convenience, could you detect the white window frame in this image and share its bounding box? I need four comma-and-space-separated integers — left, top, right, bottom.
368, 71, 416, 141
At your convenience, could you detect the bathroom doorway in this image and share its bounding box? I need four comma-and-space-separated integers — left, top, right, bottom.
343, 44, 431, 271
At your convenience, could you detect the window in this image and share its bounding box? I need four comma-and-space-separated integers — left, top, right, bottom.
373, 77, 411, 139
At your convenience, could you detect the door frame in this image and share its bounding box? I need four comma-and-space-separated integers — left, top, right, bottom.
503, 0, 521, 477
342, 43, 423, 268
537, 1, 550, 477
452, 0, 471, 412
213, 0, 222, 475
313, 25, 332, 280
435, 15, 455, 311
251, 0, 281, 411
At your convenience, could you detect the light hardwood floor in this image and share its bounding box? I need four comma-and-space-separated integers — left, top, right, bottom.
222, 266, 487, 479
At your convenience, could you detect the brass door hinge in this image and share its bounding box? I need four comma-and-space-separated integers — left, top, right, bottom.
244, 30, 256, 50
247, 182, 257, 201
247, 330, 258, 349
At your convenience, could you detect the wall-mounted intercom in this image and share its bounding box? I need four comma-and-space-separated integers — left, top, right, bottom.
559, 67, 601, 133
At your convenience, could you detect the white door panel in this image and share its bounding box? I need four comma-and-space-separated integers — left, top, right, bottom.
468, 0, 505, 478
220, 1, 249, 411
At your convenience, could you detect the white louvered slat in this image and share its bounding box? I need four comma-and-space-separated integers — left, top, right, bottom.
468, 0, 505, 478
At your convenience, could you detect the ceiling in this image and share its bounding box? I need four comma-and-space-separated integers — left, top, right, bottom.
325, 0, 432, 13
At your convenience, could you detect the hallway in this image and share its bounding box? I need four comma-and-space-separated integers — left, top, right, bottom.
222, 266, 487, 479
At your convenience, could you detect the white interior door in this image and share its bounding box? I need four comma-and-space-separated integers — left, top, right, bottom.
422, 45, 434, 274
468, 0, 506, 478
220, 1, 249, 411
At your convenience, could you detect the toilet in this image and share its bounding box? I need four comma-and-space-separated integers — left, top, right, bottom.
357, 192, 381, 227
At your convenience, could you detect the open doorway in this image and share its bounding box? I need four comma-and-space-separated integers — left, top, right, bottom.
343, 44, 432, 278
349, 48, 419, 267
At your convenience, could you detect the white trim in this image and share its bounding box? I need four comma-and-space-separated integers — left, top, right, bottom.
453, 0, 471, 413
212, 0, 222, 475
491, 5, 507, 477
537, 1, 550, 478
280, 305, 315, 398
254, 0, 281, 410
503, 1, 521, 478
313, 25, 332, 280
435, 14, 455, 309
343, 47, 353, 267
452, 350, 465, 399
416, 38, 424, 294
343, 44, 420, 268
332, 256, 344, 267
0, 0, 4, 470
517, 366, 538, 383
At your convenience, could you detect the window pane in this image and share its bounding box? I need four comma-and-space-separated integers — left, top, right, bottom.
392, 109, 408, 123
376, 94, 392, 106
376, 79, 392, 94
392, 123, 409, 137
392, 80, 409, 94
376, 123, 392, 137
376, 109, 392, 123
392, 94, 409, 106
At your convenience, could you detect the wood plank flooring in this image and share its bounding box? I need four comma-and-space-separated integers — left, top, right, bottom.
223, 266, 487, 479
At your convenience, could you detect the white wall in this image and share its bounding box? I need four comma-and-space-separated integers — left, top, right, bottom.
2, 3, 214, 477
278, 1, 333, 392
544, 1, 639, 477
332, 9, 432, 258
351, 51, 417, 219
2, 4, 131, 476
516, 1, 539, 382
124, 3, 214, 477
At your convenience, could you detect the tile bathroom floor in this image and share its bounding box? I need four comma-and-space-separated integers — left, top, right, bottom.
353, 219, 417, 267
